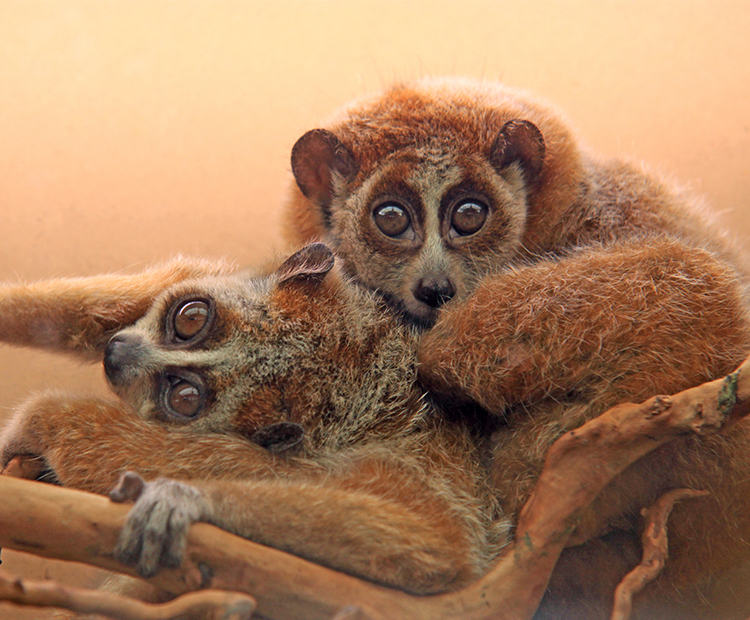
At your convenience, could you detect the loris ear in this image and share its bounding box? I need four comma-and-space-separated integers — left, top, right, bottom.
277, 243, 335, 288
291, 129, 358, 204
490, 120, 546, 186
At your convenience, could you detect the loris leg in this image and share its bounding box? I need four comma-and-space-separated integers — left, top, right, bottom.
0, 392, 492, 594
418, 237, 750, 417
418, 236, 750, 604
0, 257, 230, 362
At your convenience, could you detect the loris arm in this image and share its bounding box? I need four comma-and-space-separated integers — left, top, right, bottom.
418, 237, 750, 417
1, 392, 488, 595
0, 393, 287, 495
0, 257, 230, 361
114, 453, 484, 595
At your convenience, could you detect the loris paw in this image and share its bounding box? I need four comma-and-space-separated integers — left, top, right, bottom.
110, 472, 212, 577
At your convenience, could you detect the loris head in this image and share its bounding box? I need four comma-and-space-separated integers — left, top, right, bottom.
101, 244, 388, 451
284, 77, 583, 328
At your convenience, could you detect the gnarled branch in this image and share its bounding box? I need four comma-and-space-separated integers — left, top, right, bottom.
610, 488, 709, 620
2, 353, 749, 620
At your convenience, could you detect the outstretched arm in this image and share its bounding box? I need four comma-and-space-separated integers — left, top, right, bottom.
418, 237, 750, 416
0, 257, 230, 361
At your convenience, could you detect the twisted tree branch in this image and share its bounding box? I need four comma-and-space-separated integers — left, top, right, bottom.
1, 353, 749, 620
610, 488, 709, 620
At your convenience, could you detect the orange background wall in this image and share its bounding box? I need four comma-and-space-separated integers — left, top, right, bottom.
2, 1, 749, 617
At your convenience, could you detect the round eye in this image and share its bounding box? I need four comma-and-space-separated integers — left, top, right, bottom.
451, 200, 488, 237
174, 300, 209, 340
373, 203, 411, 238
167, 380, 202, 418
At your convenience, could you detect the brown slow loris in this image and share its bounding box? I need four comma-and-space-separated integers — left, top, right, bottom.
0, 244, 502, 597
285, 77, 750, 617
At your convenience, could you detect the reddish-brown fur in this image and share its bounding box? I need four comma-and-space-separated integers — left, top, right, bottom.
0, 248, 502, 599
283, 78, 750, 617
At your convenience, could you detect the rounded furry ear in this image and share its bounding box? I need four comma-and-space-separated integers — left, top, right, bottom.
277, 242, 335, 287
490, 120, 546, 186
291, 129, 358, 204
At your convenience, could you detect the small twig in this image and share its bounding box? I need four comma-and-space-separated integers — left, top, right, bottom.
610, 488, 709, 620
0, 568, 256, 620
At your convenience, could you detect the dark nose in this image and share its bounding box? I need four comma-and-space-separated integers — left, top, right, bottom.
104, 334, 142, 385
413, 274, 456, 308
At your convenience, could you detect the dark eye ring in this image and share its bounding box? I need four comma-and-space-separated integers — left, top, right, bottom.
163, 375, 204, 420
372, 202, 413, 239
172, 299, 211, 342
450, 200, 489, 237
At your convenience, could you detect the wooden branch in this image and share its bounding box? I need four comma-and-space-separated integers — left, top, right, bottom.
2, 353, 750, 620
0, 569, 256, 620
610, 488, 708, 620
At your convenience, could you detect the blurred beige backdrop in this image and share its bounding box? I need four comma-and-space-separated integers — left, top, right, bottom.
1, 1, 749, 617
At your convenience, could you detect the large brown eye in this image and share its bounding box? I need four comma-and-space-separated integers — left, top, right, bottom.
167, 379, 202, 418
174, 300, 209, 340
373, 202, 411, 238
451, 200, 488, 237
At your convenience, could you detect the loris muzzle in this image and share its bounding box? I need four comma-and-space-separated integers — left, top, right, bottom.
291, 119, 545, 328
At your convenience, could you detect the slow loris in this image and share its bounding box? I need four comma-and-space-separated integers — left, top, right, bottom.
0, 244, 501, 595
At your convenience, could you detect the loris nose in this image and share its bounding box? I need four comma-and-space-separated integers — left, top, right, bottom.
104, 334, 143, 385
413, 274, 456, 308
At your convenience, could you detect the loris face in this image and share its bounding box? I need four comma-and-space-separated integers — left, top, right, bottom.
291, 119, 545, 328
103, 275, 287, 435
101, 244, 336, 447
